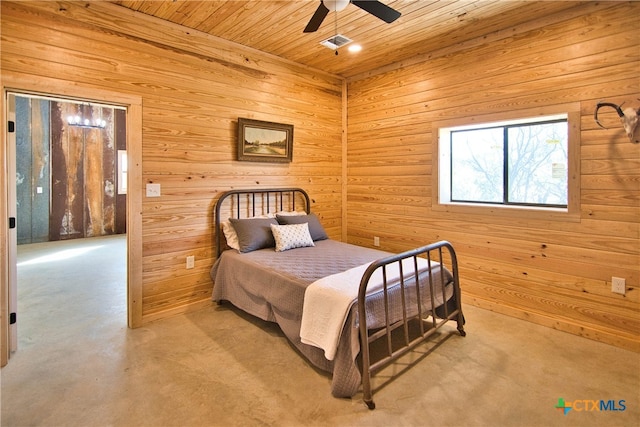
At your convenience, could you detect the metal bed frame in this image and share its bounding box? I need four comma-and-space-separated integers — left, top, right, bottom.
214, 187, 465, 409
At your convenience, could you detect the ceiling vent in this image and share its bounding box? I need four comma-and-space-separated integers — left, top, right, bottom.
320, 34, 352, 50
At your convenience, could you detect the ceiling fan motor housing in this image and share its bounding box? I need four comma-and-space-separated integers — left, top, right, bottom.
323, 0, 350, 12
304, 0, 401, 33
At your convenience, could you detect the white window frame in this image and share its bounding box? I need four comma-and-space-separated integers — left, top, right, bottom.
118, 149, 127, 195
432, 104, 581, 222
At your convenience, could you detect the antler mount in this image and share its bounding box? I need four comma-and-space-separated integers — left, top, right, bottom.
594, 100, 640, 143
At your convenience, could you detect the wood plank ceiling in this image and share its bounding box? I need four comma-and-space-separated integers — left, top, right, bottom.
111, 0, 583, 79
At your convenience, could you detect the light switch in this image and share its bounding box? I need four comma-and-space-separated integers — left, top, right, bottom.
146, 183, 161, 197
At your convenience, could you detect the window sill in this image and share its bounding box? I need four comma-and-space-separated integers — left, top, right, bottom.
432, 201, 581, 223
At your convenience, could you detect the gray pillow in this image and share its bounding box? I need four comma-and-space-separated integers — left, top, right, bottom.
276, 213, 328, 241
229, 217, 278, 253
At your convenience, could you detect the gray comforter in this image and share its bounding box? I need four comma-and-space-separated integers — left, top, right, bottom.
210, 239, 452, 397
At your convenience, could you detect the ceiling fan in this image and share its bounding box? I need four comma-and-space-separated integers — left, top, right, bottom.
303, 0, 401, 33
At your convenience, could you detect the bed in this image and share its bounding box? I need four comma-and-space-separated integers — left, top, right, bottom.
210, 188, 465, 409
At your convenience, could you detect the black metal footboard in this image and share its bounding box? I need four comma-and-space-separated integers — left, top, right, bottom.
357, 240, 465, 410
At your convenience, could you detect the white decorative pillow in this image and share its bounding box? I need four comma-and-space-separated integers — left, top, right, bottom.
275, 210, 307, 216
270, 223, 315, 252
221, 220, 240, 250
276, 213, 328, 241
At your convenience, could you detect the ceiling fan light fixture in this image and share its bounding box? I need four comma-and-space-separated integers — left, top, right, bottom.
323, 0, 350, 12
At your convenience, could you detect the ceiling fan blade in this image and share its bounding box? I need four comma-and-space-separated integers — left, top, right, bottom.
303, 2, 330, 33
352, 0, 401, 23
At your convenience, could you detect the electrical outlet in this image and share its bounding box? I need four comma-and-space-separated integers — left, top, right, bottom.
373, 236, 380, 247
611, 277, 626, 295
186, 255, 195, 269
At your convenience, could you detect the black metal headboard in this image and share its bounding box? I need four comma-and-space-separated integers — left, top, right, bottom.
214, 188, 311, 257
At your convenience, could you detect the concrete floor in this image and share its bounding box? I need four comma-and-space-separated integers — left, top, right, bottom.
1, 235, 638, 427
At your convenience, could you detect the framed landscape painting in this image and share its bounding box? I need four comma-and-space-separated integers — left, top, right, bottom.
237, 118, 293, 163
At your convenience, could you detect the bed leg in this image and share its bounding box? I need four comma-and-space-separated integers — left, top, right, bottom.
457, 313, 466, 337
362, 373, 376, 409
457, 325, 466, 337
364, 398, 376, 410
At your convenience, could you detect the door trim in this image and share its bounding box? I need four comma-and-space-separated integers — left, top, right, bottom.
1, 72, 143, 366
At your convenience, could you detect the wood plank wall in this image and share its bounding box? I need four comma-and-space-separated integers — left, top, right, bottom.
48, 101, 122, 241
14, 96, 124, 244
1, 1, 343, 321
15, 97, 50, 244
346, 1, 639, 351
2, 1, 638, 353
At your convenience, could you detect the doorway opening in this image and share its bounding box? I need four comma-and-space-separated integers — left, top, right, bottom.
3, 86, 141, 366
10, 93, 128, 354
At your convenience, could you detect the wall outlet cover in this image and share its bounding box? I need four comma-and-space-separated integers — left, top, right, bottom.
612, 277, 626, 295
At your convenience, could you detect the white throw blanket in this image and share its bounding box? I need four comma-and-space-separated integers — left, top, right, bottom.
300, 257, 430, 360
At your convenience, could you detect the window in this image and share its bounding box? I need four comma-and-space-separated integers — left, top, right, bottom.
434, 106, 580, 220
118, 150, 127, 195
450, 117, 567, 207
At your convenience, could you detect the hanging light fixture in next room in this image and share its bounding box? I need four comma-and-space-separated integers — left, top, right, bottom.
66, 115, 107, 128
66, 104, 107, 129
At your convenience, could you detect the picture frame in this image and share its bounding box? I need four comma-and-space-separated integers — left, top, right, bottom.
237, 118, 293, 163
